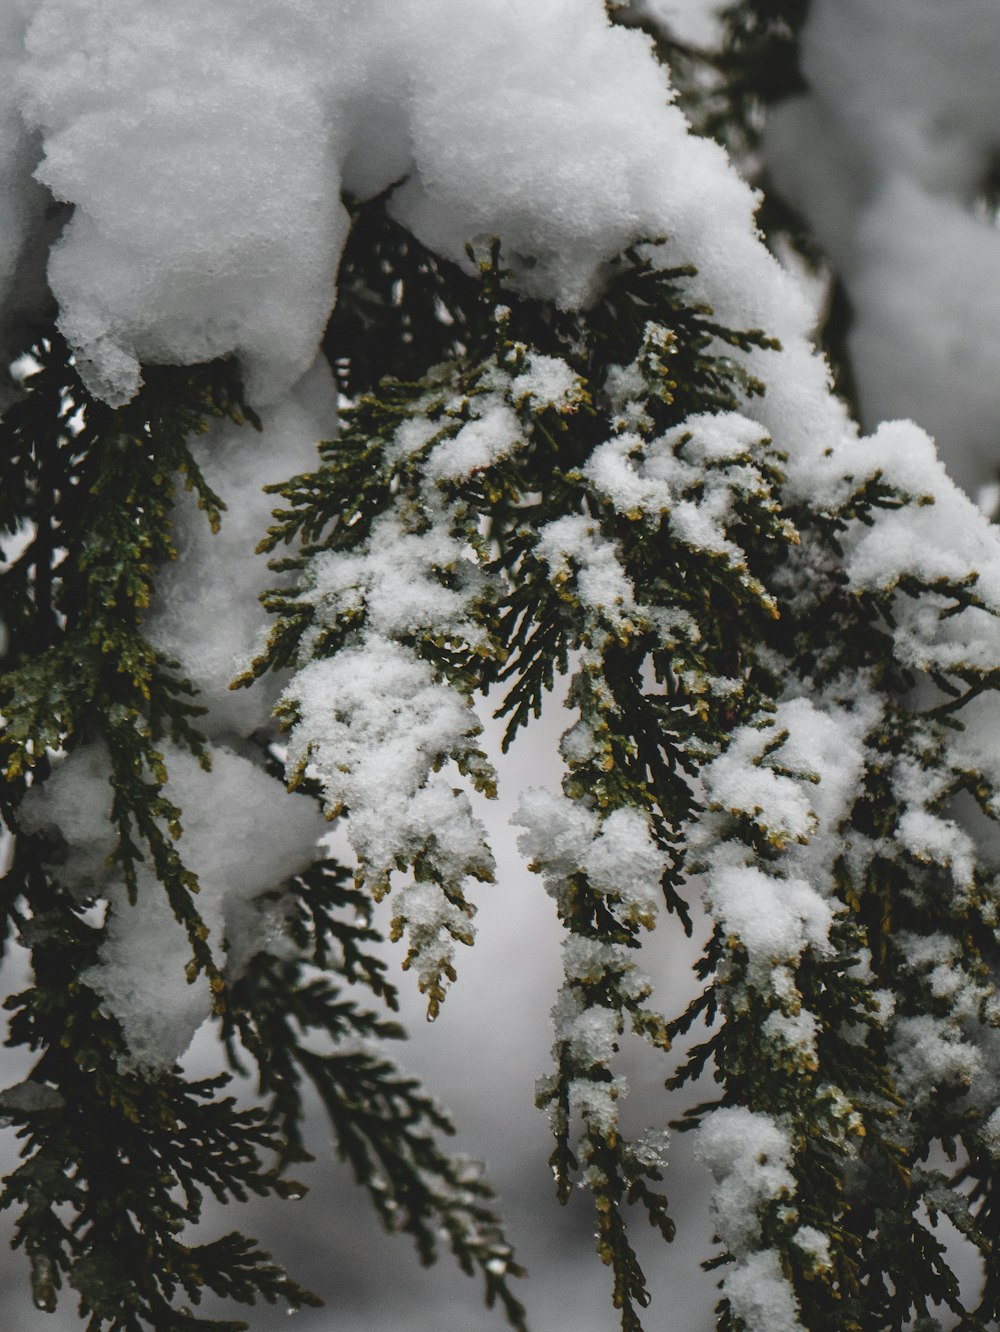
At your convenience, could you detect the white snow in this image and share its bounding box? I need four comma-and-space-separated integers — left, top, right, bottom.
694, 1106, 795, 1254
515, 788, 666, 927
19, 740, 324, 1069
285, 638, 494, 896
147, 357, 336, 738
764, 0, 1000, 496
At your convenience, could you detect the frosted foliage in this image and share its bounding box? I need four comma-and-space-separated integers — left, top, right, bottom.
585, 412, 774, 572
508, 354, 585, 414
285, 639, 493, 894
298, 509, 490, 653
18, 742, 324, 1069
563, 1005, 620, 1067
763, 0, 1000, 496
706, 865, 834, 987
423, 400, 523, 481
569, 1076, 627, 1139
834, 422, 1000, 614
536, 516, 638, 629
561, 934, 652, 1002
722, 1249, 803, 1332
695, 698, 873, 988
890, 1015, 982, 1105
515, 789, 665, 925
763, 1008, 818, 1062
694, 1107, 795, 1255
147, 358, 337, 737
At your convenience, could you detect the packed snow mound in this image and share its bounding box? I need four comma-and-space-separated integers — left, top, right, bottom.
4, 0, 818, 407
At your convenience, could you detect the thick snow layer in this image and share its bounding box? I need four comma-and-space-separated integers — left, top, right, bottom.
147, 357, 337, 738
8, 0, 831, 435
19, 741, 325, 1069
763, 0, 1000, 496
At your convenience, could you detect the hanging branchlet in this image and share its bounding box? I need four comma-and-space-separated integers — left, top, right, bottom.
219, 858, 529, 1329
1, 321, 527, 1328
0, 866, 320, 1331
661, 425, 1000, 1329
0, 334, 258, 994
254, 231, 798, 1326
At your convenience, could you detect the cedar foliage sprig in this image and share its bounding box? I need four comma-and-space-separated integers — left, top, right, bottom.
0, 867, 320, 1330
1, 333, 525, 1328
220, 859, 529, 1330
664, 459, 1000, 1330
254, 201, 1000, 1332
0, 334, 256, 989
251, 220, 798, 1327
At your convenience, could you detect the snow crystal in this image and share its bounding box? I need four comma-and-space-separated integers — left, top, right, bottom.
722, 1249, 803, 1332
704, 864, 834, 987
6, 0, 816, 426
561, 934, 652, 1001
585, 412, 770, 571
584, 807, 665, 926
695, 697, 874, 965
285, 636, 494, 895
389, 879, 475, 1000
20, 0, 350, 404
694, 1106, 795, 1255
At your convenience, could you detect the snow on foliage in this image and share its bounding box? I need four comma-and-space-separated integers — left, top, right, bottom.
4, 2, 1000, 1330
20, 741, 325, 1068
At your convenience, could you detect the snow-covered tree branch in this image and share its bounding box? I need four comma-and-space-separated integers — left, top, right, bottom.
3, 3, 1000, 1330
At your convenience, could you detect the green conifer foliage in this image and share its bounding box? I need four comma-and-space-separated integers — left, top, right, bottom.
4, 59, 1000, 1332
0, 334, 526, 1329
252, 210, 1000, 1331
